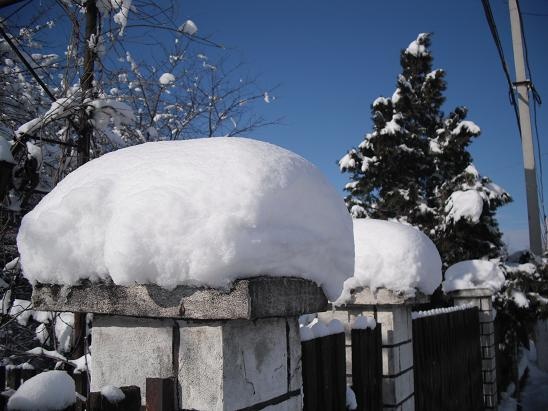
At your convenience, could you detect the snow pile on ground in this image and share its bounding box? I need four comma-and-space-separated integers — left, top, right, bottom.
159, 73, 175, 85
445, 190, 484, 224
336, 219, 442, 302
17, 137, 354, 301
443, 260, 505, 292
7, 370, 75, 410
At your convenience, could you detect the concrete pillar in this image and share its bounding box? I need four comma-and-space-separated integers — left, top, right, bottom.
319, 287, 427, 411
32, 277, 328, 410
450, 288, 497, 410
534, 319, 548, 372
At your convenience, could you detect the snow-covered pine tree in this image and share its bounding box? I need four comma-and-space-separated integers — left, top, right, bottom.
340, 33, 511, 267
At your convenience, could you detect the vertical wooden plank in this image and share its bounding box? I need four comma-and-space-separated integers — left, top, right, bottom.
6, 368, 21, 390
146, 378, 175, 411
333, 332, 346, 411
119, 386, 141, 411
86, 392, 102, 411
318, 335, 334, 411
302, 339, 319, 411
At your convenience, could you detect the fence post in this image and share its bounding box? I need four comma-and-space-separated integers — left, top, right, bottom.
449, 288, 497, 410
320, 287, 425, 411
86, 386, 141, 411
32, 277, 327, 410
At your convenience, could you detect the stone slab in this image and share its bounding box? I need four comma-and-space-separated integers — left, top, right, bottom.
448, 288, 493, 298
32, 276, 328, 320
341, 287, 429, 306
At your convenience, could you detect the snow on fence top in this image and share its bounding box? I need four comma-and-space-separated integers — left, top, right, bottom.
442, 260, 505, 293
412, 303, 475, 320
336, 219, 442, 303
17, 137, 354, 301
299, 318, 345, 342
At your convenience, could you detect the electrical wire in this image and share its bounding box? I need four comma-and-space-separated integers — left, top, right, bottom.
480, 0, 522, 135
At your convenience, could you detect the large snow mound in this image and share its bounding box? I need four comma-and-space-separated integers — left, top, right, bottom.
337, 219, 442, 303
443, 260, 505, 292
7, 370, 75, 410
18, 137, 354, 301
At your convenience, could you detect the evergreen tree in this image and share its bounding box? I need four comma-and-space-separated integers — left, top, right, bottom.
340, 33, 511, 266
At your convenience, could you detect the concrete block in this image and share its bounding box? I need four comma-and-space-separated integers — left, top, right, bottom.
90, 315, 174, 403
343, 287, 428, 306
32, 277, 328, 320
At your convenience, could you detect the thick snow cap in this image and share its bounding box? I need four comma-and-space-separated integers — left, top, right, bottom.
7, 370, 76, 410
337, 219, 442, 303
443, 260, 505, 293
17, 137, 354, 301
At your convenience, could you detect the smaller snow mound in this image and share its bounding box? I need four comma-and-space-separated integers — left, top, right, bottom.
159, 73, 175, 85
351, 315, 376, 330
452, 120, 480, 136
445, 190, 484, 224
412, 303, 474, 319
337, 219, 442, 303
7, 370, 75, 410
100, 385, 125, 403
443, 260, 505, 293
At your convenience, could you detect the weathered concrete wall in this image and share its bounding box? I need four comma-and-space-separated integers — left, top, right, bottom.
91, 315, 302, 410
90, 315, 175, 402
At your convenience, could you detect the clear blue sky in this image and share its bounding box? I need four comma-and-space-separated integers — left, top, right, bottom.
178, 0, 548, 252
7, 0, 548, 252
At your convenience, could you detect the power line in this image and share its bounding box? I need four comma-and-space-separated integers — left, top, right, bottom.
480, 0, 522, 135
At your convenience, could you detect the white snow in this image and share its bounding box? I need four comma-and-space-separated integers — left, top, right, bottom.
17, 138, 354, 301
26, 142, 42, 166
412, 303, 474, 319
159, 73, 175, 86
69, 354, 91, 374
445, 190, 484, 224
0, 137, 15, 164
100, 385, 125, 403
351, 315, 376, 330
327, 319, 345, 335
339, 151, 356, 171
336, 219, 442, 303
405, 34, 429, 57
372, 97, 389, 108
380, 114, 402, 135
511, 290, 529, 308
113, 0, 132, 36
391, 88, 402, 104
299, 324, 314, 342
35, 323, 49, 344
346, 386, 357, 410
7, 371, 75, 410
300, 318, 345, 341
9, 299, 32, 326
180, 20, 198, 35
443, 260, 505, 292
26, 347, 67, 362
452, 120, 481, 136
55, 312, 74, 353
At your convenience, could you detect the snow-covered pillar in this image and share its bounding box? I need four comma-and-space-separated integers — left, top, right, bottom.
319, 287, 427, 411
449, 288, 497, 410
32, 277, 328, 410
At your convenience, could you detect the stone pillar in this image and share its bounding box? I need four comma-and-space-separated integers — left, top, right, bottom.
450, 288, 497, 410
319, 287, 427, 411
32, 277, 328, 410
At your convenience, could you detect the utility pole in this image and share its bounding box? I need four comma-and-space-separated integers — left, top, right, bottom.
509, 0, 544, 255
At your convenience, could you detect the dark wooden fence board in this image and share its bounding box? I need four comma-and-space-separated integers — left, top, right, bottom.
413, 307, 483, 411
351, 325, 382, 411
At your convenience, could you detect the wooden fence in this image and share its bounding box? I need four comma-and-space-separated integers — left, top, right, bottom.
301, 325, 382, 411
412, 307, 483, 411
